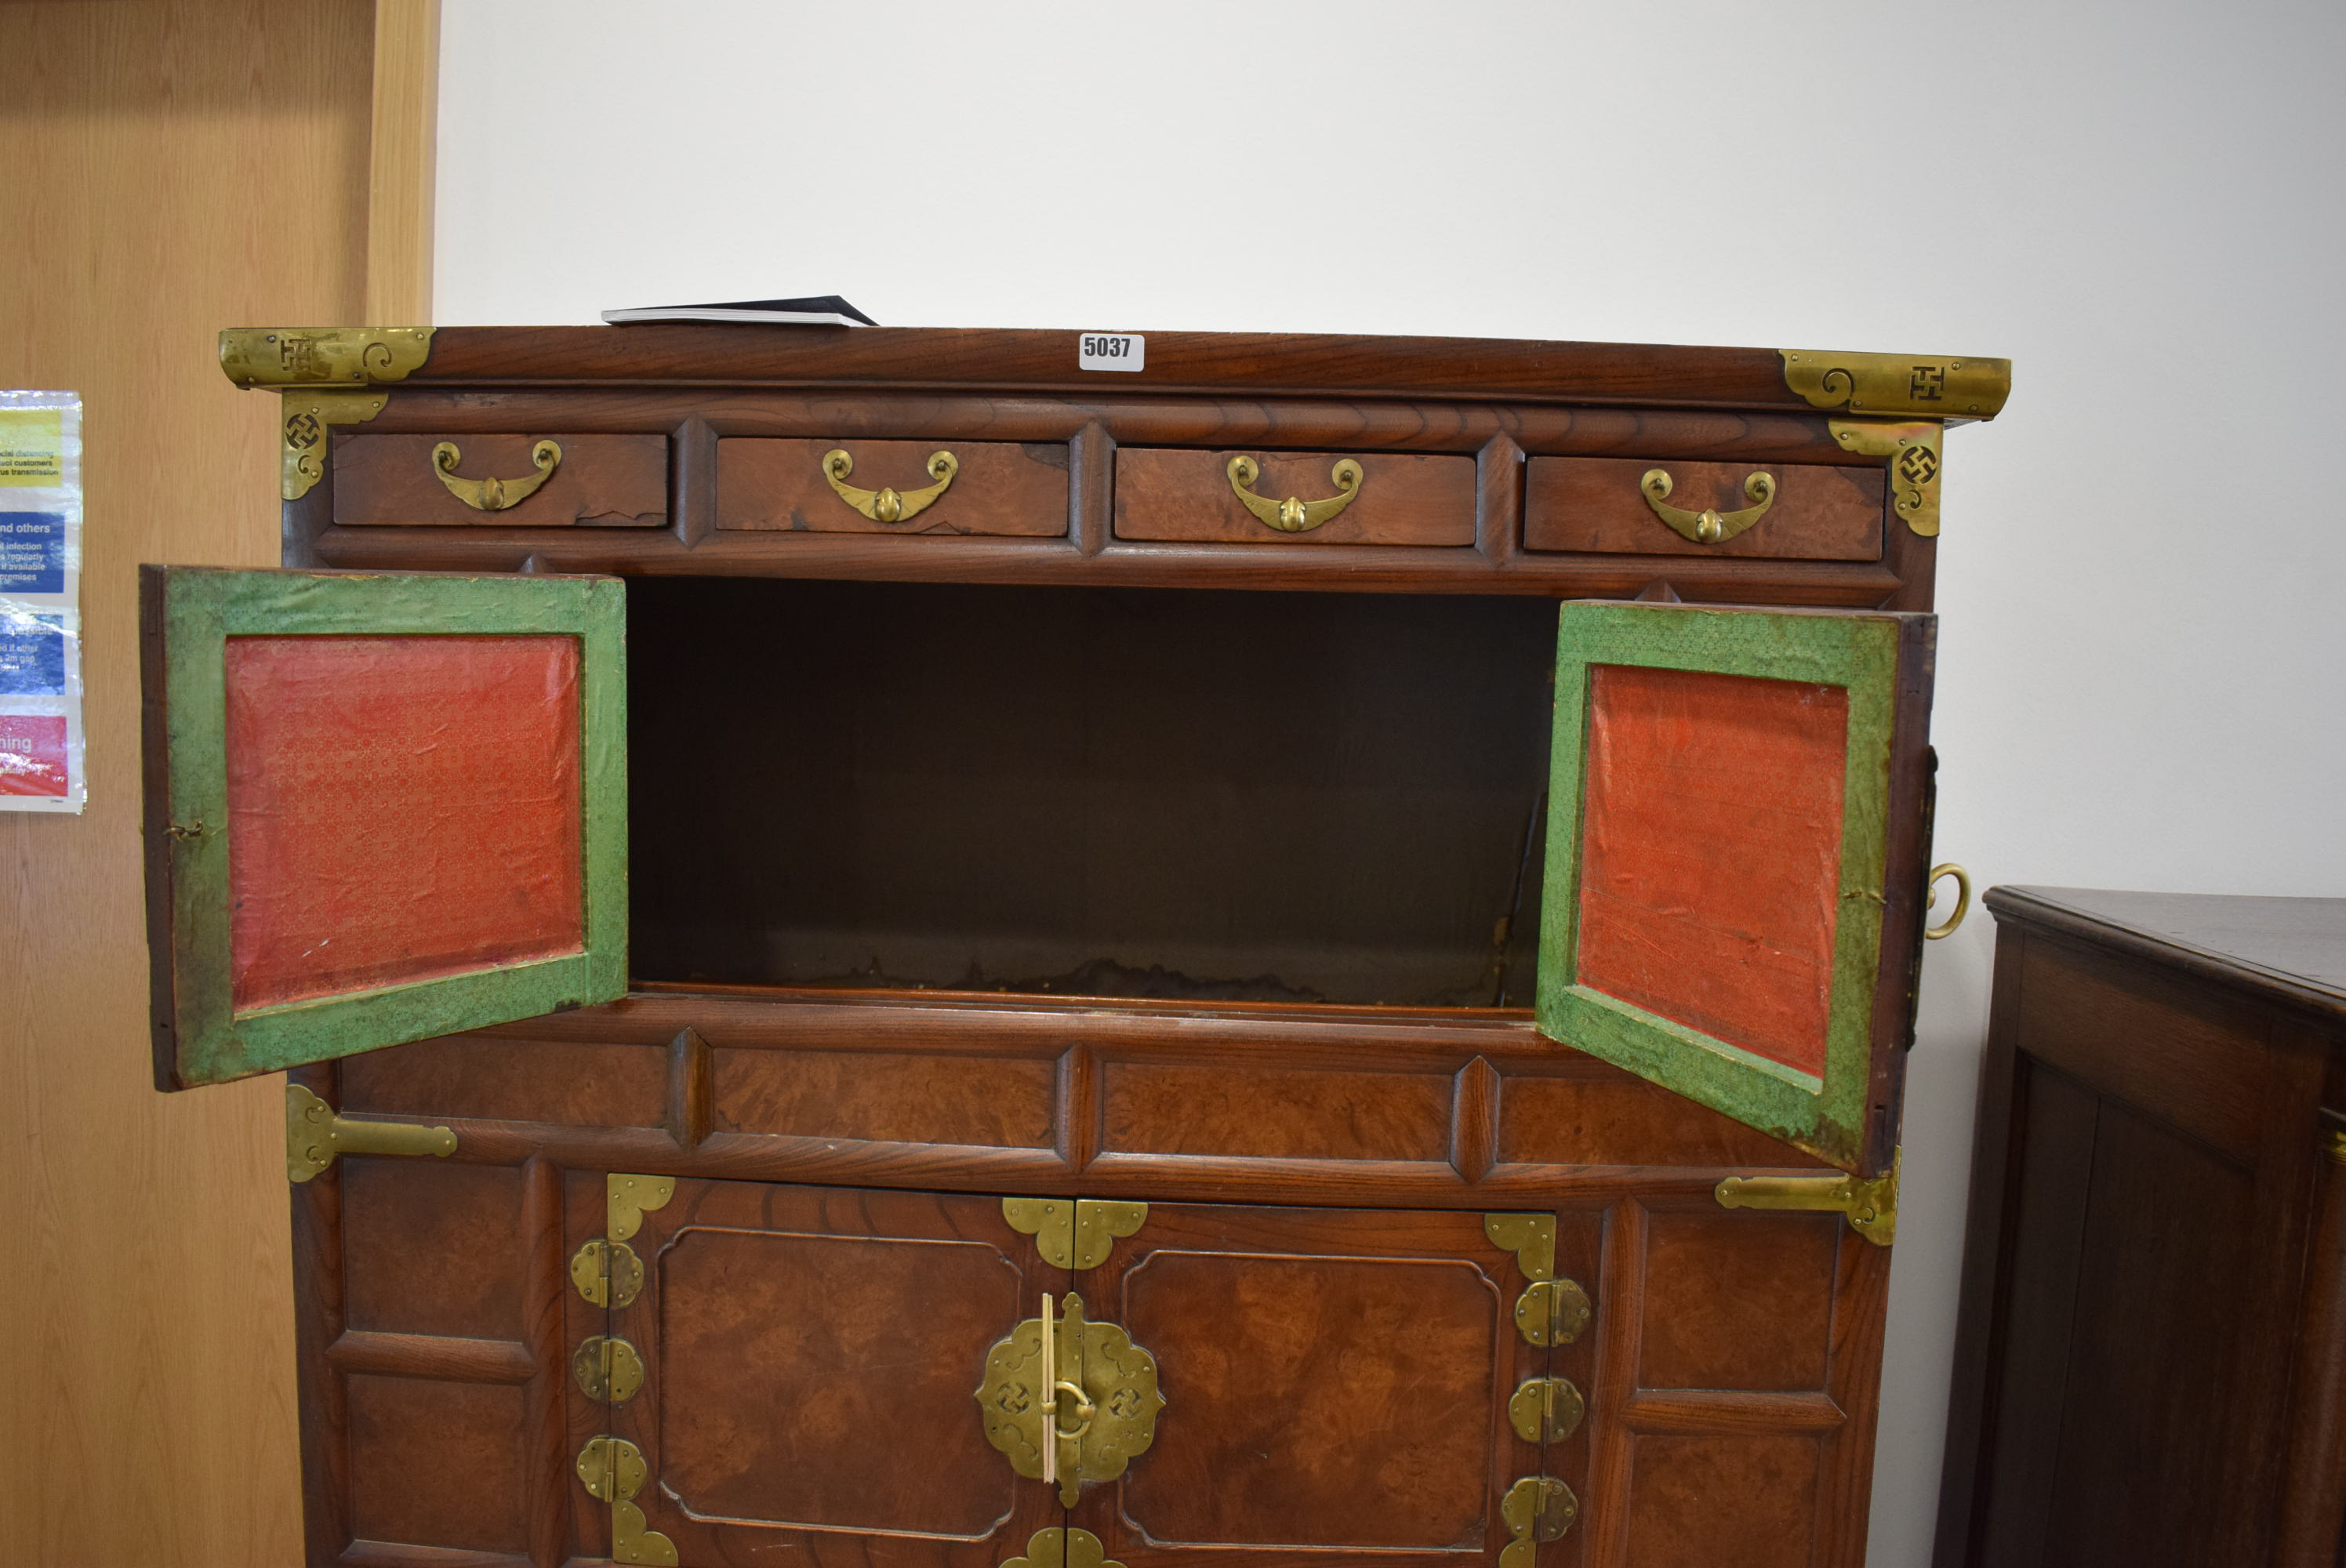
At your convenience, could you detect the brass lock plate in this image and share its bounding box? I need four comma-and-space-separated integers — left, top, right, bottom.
977, 1291, 1164, 1504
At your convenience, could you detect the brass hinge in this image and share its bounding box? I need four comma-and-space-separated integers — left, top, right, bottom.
1508, 1377, 1587, 1444
1716, 1149, 1900, 1247
978, 1290, 1164, 1505
1500, 1475, 1578, 1566
1000, 1527, 1126, 1568
569, 1238, 645, 1308
285, 1084, 454, 1183
573, 1336, 645, 1405
1002, 1197, 1148, 1270
1485, 1214, 1593, 1347
1778, 348, 2010, 421
576, 1436, 677, 1566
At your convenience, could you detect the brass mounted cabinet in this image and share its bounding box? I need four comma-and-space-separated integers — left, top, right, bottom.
158, 326, 2007, 1567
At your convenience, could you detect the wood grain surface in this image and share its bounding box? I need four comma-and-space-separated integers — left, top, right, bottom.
0, 4, 375, 1564
719, 436, 1071, 535
1112, 448, 1476, 546
333, 432, 669, 526
1524, 456, 1885, 560
612, 1181, 1063, 1568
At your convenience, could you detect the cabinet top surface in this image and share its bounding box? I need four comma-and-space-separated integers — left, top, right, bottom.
217, 324, 2012, 419
1988, 884, 2346, 1019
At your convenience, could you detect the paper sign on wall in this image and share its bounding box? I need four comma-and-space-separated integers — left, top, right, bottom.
0, 392, 85, 811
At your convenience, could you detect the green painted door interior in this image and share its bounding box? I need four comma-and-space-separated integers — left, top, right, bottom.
141, 566, 627, 1088
1534, 601, 1936, 1174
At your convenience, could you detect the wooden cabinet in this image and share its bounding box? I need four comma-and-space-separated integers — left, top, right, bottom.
1935, 887, 2346, 1568
152, 326, 2009, 1566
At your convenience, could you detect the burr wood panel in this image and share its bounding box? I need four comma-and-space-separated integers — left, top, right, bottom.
608, 1180, 1063, 1568
344, 1377, 532, 1555
1636, 1210, 1840, 1392
1097, 1058, 1457, 1162
715, 1044, 1060, 1147
342, 1034, 670, 1127
340, 1160, 524, 1341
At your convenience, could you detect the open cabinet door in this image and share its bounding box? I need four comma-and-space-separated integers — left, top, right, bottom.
141, 567, 626, 1089
1535, 601, 1934, 1175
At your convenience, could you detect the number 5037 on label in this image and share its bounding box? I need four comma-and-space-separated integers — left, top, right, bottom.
1078, 333, 1144, 372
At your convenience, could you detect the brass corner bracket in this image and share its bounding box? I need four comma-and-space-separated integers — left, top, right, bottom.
1001, 1527, 1125, 1568
285, 1083, 454, 1183
1830, 419, 1943, 537
220, 327, 434, 388
1003, 1196, 1149, 1271
1716, 1149, 1901, 1247
223, 328, 435, 501
608, 1174, 676, 1242
1485, 1214, 1592, 1348
576, 1436, 677, 1566
275, 387, 388, 503
1780, 349, 2010, 421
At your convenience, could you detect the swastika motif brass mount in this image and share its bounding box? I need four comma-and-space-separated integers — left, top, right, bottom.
978, 1290, 1164, 1505
1779, 348, 2010, 420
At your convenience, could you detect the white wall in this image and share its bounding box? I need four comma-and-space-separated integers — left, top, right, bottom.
437, 3, 2346, 1560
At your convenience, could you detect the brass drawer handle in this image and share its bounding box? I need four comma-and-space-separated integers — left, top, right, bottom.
1639, 466, 1776, 544
1925, 862, 1971, 938
431, 439, 561, 511
823, 447, 958, 523
1226, 454, 1364, 534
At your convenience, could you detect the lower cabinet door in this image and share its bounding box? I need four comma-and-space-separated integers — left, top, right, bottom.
603, 1179, 1068, 1568
1065, 1203, 1582, 1568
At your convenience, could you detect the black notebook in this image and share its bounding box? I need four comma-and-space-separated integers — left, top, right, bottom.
600, 296, 876, 327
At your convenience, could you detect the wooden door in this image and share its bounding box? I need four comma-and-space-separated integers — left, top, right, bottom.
140, 565, 627, 1087
606, 1178, 1067, 1568
1067, 1203, 1583, 1568
1534, 602, 1937, 1175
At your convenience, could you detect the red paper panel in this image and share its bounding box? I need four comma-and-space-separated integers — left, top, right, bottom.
1574, 664, 1849, 1078
225, 634, 584, 1012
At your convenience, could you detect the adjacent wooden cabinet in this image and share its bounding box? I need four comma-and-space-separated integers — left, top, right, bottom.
1935, 887, 2346, 1568
147, 326, 2008, 1567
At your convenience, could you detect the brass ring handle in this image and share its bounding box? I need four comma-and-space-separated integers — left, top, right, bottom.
823, 447, 958, 524
1050, 1379, 1095, 1440
1925, 862, 1972, 939
1640, 467, 1777, 544
1226, 455, 1364, 534
430, 440, 561, 512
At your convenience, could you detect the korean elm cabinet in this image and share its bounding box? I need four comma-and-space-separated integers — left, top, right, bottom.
1934, 887, 2346, 1568
144, 327, 2010, 1568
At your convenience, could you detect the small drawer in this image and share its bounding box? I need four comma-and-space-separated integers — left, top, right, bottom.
718, 438, 1068, 535
1114, 448, 1475, 546
1523, 457, 1883, 560
332, 433, 668, 527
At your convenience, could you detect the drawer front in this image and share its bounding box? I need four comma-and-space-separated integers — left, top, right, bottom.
332, 432, 668, 527
1524, 456, 1883, 560
1115, 448, 1476, 546
718, 437, 1069, 535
